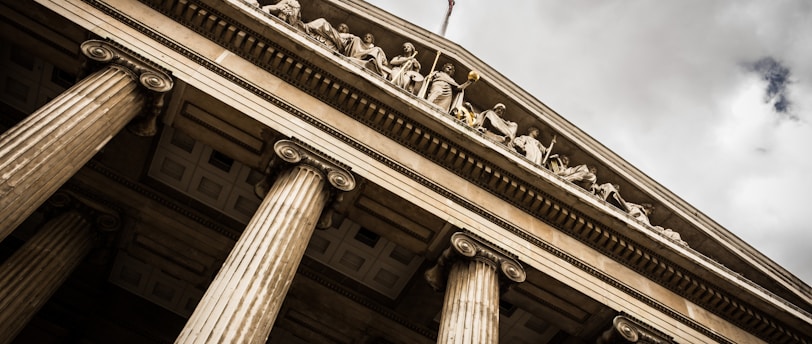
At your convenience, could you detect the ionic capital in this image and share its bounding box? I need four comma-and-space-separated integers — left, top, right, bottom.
272, 140, 356, 192
46, 191, 122, 233
598, 314, 676, 344
80, 40, 173, 93
425, 232, 526, 291
80, 40, 174, 136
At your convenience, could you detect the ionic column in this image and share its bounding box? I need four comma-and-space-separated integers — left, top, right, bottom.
425, 232, 526, 344
0, 192, 120, 344
597, 314, 676, 344
176, 140, 356, 344
0, 39, 172, 239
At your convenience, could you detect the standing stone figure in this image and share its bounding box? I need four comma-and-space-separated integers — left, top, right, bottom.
425, 63, 464, 112
513, 127, 547, 166
389, 42, 424, 94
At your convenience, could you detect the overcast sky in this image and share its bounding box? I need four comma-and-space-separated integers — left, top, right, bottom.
361, 0, 812, 286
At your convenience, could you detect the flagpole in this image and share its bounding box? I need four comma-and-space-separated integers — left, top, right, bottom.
440, 0, 455, 36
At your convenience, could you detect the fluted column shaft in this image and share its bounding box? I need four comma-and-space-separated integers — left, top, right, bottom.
177, 140, 355, 344
0, 211, 94, 344
439, 258, 501, 344
0, 40, 172, 239
427, 232, 527, 344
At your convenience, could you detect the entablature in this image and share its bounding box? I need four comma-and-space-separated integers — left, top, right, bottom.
57, 0, 812, 342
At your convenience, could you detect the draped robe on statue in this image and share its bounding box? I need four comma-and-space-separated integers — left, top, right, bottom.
426, 71, 460, 113
389, 54, 423, 93
301, 18, 345, 52
474, 108, 518, 146
513, 135, 546, 166
343, 36, 389, 77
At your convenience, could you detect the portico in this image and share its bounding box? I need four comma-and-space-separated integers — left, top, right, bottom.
0, 0, 809, 343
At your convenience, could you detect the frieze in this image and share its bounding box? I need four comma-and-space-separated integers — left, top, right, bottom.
80, 0, 810, 342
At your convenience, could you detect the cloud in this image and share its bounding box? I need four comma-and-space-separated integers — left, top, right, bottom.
747, 57, 794, 117
363, 0, 812, 285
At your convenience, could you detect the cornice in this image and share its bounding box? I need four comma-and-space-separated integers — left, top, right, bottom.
73, 0, 811, 342
332, 0, 812, 306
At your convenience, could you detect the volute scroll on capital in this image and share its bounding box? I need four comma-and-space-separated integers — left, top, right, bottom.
46, 190, 122, 232
597, 314, 676, 344
273, 139, 356, 192
426, 232, 526, 291
449, 232, 526, 283
80, 40, 174, 93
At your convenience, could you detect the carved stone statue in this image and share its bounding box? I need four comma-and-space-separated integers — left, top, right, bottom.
472, 103, 518, 147
424, 63, 464, 113
343, 33, 389, 77
626, 202, 653, 226
556, 156, 597, 186
591, 182, 627, 211
513, 127, 547, 166
262, 0, 301, 27
300, 18, 345, 52
388, 42, 424, 94
655, 226, 688, 246
336, 23, 354, 46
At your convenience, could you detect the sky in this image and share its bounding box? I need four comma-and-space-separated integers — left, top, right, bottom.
361, 0, 812, 286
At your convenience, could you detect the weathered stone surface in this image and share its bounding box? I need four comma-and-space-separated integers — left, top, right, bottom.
0, 40, 172, 238
176, 140, 354, 343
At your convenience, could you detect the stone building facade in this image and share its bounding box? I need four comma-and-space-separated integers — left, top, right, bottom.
1, 0, 810, 343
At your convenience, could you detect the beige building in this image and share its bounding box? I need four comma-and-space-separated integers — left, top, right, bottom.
1, 0, 810, 343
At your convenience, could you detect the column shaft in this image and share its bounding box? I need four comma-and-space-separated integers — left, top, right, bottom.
0, 211, 94, 344
437, 259, 501, 344
0, 65, 143, 237
177, 164, 330, 344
